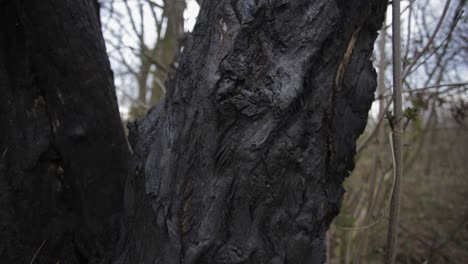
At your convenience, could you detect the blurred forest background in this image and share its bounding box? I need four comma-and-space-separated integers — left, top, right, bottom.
99, 0, 467, 263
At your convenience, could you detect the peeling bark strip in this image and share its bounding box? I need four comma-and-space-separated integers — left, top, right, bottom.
120, 0, 388, 263
0, 1, 129, 263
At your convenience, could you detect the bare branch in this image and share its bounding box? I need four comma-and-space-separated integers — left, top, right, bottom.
403, 0, 451, 77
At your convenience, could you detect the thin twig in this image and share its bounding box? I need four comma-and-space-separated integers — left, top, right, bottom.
1, 147, 8, 160
334, 133, 395, 232
385, 0, 404, 262
29, 240, 47, 264
116, 87, 150, 110
379, 82, 468, 99
356, 100, 392, 154
403, 0, 451, 77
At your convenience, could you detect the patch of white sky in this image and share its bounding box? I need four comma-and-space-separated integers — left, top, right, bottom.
101, 0, 200, 116
102, 0, 199, 63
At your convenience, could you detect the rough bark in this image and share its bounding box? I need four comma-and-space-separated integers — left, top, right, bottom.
0, 1, 129, 263
118, 0, 387, 263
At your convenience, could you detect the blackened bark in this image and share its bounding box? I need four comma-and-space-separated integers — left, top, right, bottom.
118, 0, 387, 263
0, 1, 129, 263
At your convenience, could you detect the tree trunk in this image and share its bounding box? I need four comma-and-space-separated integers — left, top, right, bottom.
0, 1, 129, 263
117, 0, 387, 263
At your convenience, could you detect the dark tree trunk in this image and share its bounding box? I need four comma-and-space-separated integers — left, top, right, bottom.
117, 0, 387, 264
0, 1, 129, 263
